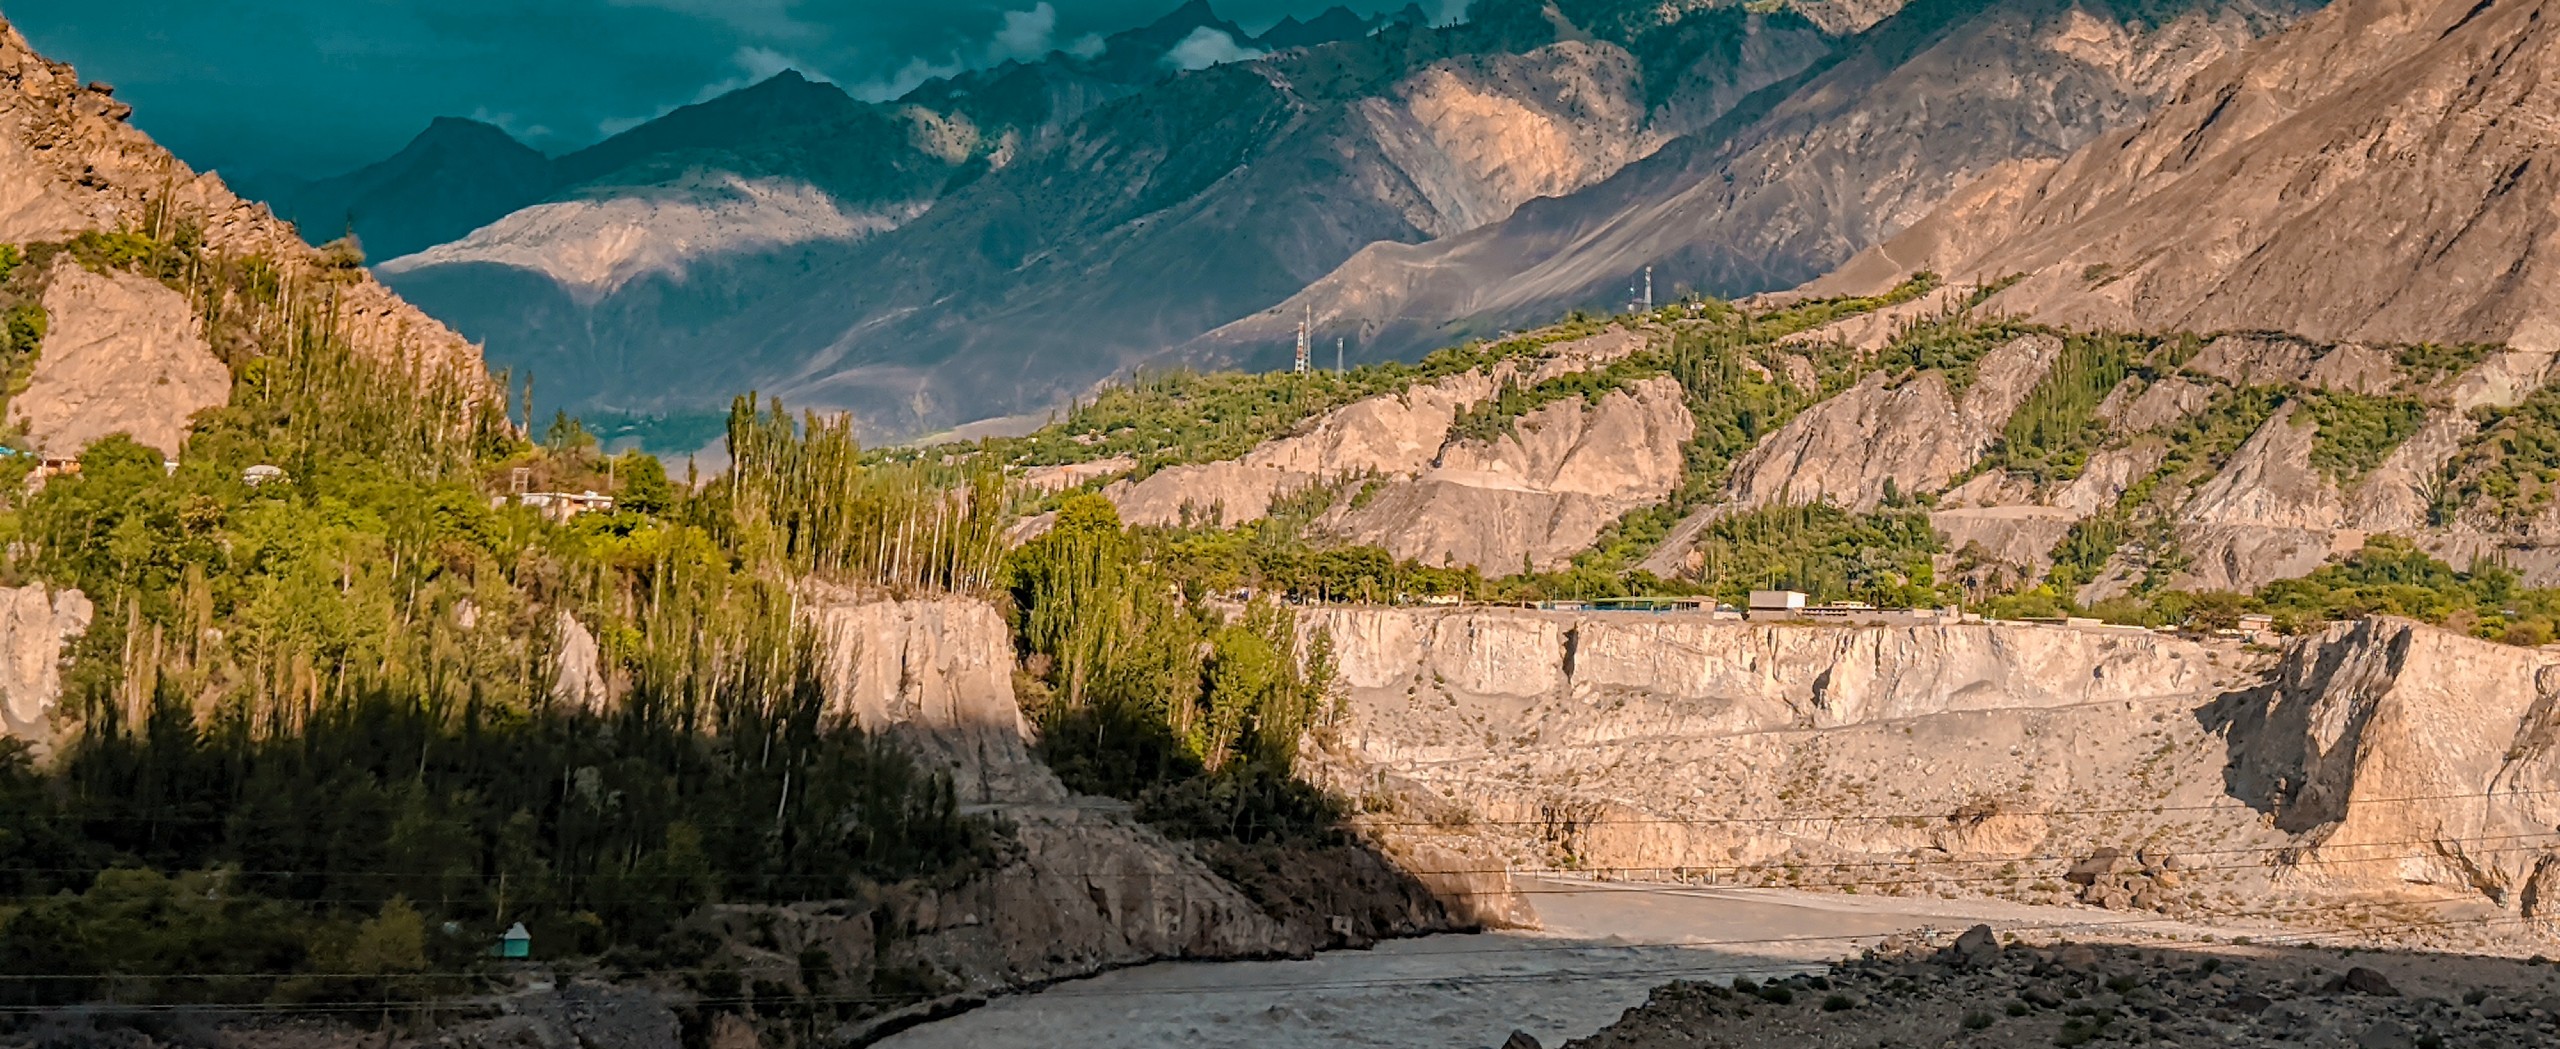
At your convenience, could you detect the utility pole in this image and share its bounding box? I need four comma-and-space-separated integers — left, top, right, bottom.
1644, 266, 1654, 311
1294, 305, 1312, 375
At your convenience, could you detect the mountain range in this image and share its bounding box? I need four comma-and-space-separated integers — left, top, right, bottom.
219, 1, 1809, 440
238, 0, 2519, 448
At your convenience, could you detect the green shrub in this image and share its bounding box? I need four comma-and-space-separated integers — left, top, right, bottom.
1686, 502, 1949, 608
2395, 341, 2497, 386
2295, 389, 2426, 486
1447, 364, 1647, 444
1983, 333, 2143, 484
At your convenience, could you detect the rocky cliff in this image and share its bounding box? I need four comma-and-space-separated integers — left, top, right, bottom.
0, 17, 494, 463
788, 588, 1478, 1029
13, 262, 228, 456
1816, 0, 2560, 354
0, 584, 88, 748
2215, 618, 2560, 908
1103, 327, 1688, 574
0, 18, 482, 382
1727, 334, 2062, 512
1310, 606, 2560, 921
1328, 374, 1694, 571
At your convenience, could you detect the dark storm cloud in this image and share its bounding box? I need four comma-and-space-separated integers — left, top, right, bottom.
4, 0, 1450, 180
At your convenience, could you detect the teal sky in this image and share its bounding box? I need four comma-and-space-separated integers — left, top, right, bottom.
7, 0, 1447, 178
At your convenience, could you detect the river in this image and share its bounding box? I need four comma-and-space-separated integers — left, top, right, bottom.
877, 879, 2234, 1049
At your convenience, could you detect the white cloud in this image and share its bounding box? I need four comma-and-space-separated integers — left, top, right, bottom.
1163, 27, 1265, 72
469, 107, 552, 142
849, 4, 1065, 101
989, 3, 1058, 63
596, 45, 830, 138
852, 54, 966, 102
1066, 32, 1106, 59
733, 45, 811, 83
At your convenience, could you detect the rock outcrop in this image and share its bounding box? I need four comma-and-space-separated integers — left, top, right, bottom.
0, 16, 494, 465
1638, 332, 2063, 578
12, 263, 229, 456
805, 591, 1064, 807
1107, 368, 1506, 529
1728, 335, 2062, 512
1105, 328, 1685, 576
1329, 375, 1694, 572
550, 611, 608, 713
0, 585, 90, 746
0, 17, 484, 382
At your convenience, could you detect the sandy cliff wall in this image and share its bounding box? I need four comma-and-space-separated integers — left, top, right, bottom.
1312, 605, 2560, 924
0, 585, 89, 747
2216, 618, 2560, 908
1314, 606, 2233, 762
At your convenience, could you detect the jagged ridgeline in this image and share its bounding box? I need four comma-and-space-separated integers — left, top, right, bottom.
0, 209, 1014, 1015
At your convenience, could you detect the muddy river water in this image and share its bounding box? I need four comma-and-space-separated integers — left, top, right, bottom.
878, 879, 2244, 1049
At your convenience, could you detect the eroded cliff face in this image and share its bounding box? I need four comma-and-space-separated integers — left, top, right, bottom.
2215, 618, 2560, 908
0, 585, 90, 747
1729, 334, 2062, 512
1309, 606, 2560, 922
13, 262, 228, 457
785, 588, 1475, 1021
1105, 328, 1688, 575
1328, 374, 1694, 572
805, 592, 1063, 808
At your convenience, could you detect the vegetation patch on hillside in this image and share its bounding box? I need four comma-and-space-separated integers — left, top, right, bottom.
2255, 535, 2560, 645
1445, 361, 1652, 445
1980, 333, 2150, 484
2446, 383, 2560, 530
2295, 389, 2427, 486
1010, 496, 1347, 846
2394, 341, 2498, 387
1881, 312, 2044, 395
1684, 501, 1948, 608
983, 318, 1620, 476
